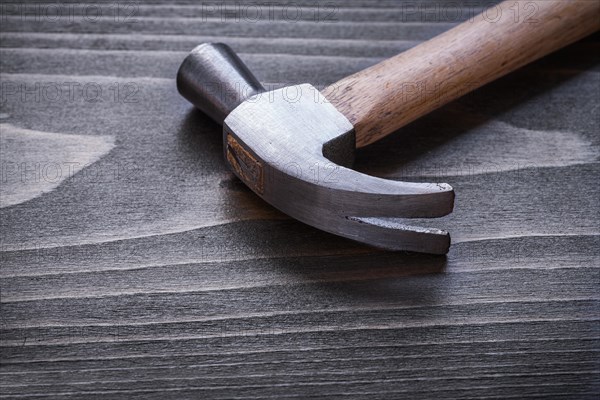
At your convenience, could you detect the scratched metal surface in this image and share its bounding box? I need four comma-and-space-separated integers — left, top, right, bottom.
0, 1, 599, 399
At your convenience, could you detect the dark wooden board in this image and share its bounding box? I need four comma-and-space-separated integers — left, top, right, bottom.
1, 1, 599, 398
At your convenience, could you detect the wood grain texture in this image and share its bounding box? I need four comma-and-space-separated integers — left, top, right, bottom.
322, 0, 600, 147
1, 1, 599, 399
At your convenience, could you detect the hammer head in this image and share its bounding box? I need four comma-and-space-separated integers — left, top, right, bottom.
177, 43, 454, 254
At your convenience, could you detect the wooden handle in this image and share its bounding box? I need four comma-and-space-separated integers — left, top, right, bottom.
322, 0, 600, 148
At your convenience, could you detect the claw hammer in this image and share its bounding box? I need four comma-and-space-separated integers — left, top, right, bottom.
177, 0, 599, 254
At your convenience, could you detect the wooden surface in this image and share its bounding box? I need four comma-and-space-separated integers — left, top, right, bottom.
323, 0, 600, 147
0, 0, 599, 398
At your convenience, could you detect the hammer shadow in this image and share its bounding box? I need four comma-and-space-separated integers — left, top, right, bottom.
293, 251, 449, 308
214, 212, 450, 307
354, 36, 600, 176
176, 108, 225, 169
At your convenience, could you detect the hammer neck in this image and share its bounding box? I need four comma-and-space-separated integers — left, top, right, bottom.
177, 43, 265, 125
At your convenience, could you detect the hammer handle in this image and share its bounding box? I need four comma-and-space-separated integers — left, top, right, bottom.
322, 0, 600, 148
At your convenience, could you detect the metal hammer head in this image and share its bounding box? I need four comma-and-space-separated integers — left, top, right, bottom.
177, 43, 454, 254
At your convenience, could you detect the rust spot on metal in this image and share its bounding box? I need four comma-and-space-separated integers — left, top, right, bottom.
226, 132, 264, 195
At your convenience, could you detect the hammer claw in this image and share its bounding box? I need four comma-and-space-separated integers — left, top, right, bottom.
312, 166, 455, 219
343, 216, 451, 255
